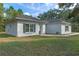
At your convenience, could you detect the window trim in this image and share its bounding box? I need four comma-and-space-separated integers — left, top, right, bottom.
23, 23, 36, 33
30, 24, 36, 32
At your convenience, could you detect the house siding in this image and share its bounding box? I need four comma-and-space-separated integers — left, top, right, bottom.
61, 24, 71, 34
17, 21, 40, 37
42, 24, 46, 34
40, 24, 46, 34
46, 22, 71, 34
5, 23, 17, 36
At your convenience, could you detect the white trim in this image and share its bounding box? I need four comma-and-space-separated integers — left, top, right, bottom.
23, 23, 36, 33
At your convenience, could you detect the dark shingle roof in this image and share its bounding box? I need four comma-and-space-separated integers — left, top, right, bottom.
47, 18, 71, 25
16, 15, 39, 21
16, 15, 48, 23
7, 15, 70, 25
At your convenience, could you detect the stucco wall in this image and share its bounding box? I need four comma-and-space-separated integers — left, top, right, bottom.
5, 23, 17, 36
61, 24, 71, 34
46, 23, 61, 34
46, 22, 71, 34
17, 21, 40, 37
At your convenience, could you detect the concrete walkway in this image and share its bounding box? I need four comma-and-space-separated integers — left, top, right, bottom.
40, 32, 79, 37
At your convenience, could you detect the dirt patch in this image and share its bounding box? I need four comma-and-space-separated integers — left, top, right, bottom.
0, 37, 33, 43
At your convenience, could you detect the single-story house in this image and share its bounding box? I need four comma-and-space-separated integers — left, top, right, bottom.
5, 15, 71, 37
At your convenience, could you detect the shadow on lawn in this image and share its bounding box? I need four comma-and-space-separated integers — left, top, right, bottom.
0, 33, 15, 38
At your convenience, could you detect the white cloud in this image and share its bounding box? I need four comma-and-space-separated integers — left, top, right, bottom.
18, 3, 58, 11
24, 12, 40, 17
23, 12, 31, 15
54, 4, 59, 9
44, 3, 58, 9
26, 3, 59, 16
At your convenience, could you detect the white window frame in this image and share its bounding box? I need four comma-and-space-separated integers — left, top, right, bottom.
30, 24, 35, 32
23, 24, 36, 33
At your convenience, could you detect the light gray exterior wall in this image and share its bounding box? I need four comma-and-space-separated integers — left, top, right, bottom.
61, 24, 71, 34
5, 23, 17, 36
17, 21, 46, 37
46, 23, 61, 34
39, 24, 46, 34
46, 22, 71, 34
5, 20, 46, 37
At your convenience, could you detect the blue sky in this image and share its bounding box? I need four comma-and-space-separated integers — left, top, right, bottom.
3, 3, 59, 17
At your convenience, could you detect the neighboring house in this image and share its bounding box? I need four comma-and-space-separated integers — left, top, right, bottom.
5, 15, 71, 37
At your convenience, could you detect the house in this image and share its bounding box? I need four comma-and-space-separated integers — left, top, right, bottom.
5, 15, 71, 37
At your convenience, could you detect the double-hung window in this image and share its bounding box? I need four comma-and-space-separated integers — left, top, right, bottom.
23, 24, 36, 33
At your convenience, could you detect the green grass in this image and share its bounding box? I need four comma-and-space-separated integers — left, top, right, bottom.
0, 35, 79, 56
0, 33, 15, 38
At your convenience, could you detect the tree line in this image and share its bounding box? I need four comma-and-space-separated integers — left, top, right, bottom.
38, 3, 79, 23
0, 3, 23, 32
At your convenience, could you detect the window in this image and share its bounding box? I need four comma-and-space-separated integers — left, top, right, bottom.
23, 24, 36, 33
23, 24, 29, 32
30, 24, 35, 32
65, 26, 69, 32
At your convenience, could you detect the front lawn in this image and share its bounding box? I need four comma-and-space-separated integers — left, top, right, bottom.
0, 33, 15, 38
0, 35, 79, 56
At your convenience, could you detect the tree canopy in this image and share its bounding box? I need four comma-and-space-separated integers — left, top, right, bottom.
38, 9, 61, 20
38, 3, 79, 23
0, 4, 23, 32
6, 6, 23, 20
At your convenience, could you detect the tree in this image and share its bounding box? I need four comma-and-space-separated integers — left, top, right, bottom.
58, 3, 79, 18
17, 9, 23, 16
6, 6, 23, 21
58, 9, 72, 20
58, 3, 79, 32
58, 3, 74, 9
0, 3, 4, 16
6, 6, 16, 19
0, 3, 5, 32
0, 4, 23, 32
38, 9, 60, 20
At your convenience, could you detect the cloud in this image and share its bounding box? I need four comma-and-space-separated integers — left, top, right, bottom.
23, 12, 31, 15
54, 4, 59, 9
18, 3, 58, 11
21, 3, 59, 16
3, 3, 59, 17
44, 3, 59, 9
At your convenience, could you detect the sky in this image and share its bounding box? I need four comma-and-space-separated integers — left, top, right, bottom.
3, 3, 59, 17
